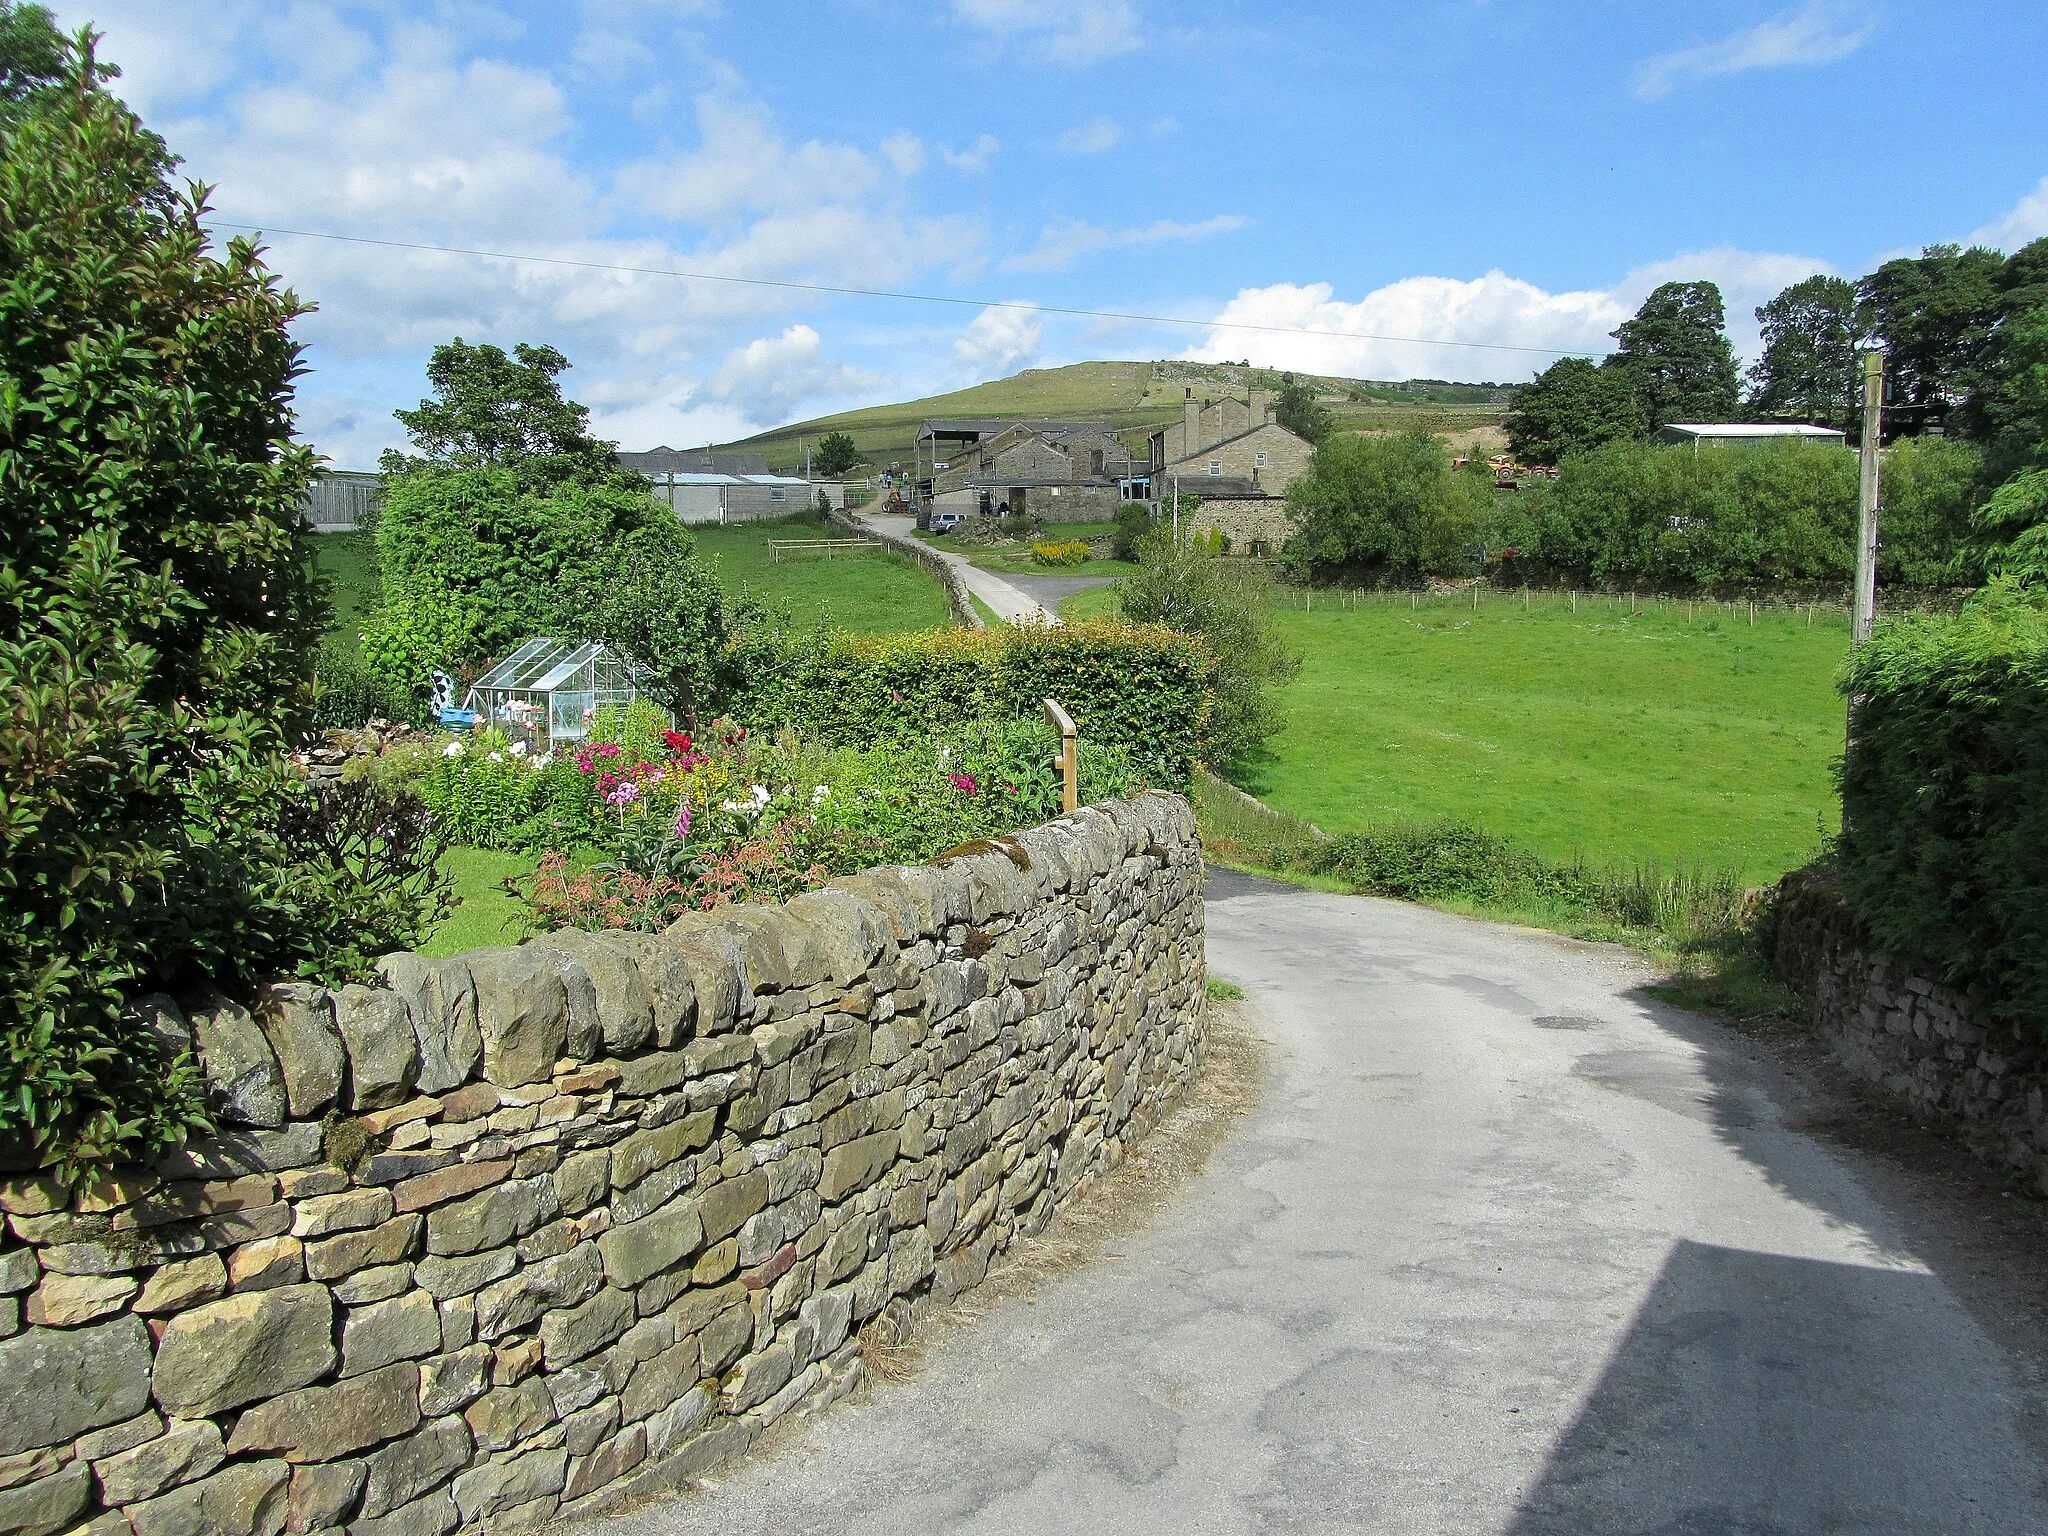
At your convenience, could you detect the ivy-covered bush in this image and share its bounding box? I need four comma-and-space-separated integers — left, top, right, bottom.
0, 36, 324, 1167
735, 619, 1211, 786
1031, 539, 1090, 567
1837, 588, 2048, 1033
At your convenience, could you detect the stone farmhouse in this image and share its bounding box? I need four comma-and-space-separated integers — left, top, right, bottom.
919, 418, 1143, 521
1147, 387, 1314, 555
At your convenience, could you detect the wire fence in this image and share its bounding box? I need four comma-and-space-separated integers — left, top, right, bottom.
1257, 582, 1972, 626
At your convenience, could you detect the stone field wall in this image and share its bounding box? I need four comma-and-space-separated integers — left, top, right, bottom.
1772, 866, 2048, 1192
0, 793, 1206, 1536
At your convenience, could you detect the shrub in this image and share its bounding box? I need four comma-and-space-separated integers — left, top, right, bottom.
736, 621, 1211, 786
1031, 539, 1090, 567
1120, 528, 1298, 782
1531, 437, 1857, 591
1281, 429, 1493, 584
0, 37, 323, 1167
1112, 502, 1153, 560
1837, 590, 2048, 1032
266, 781, 454, 985
367, 467, 697, 699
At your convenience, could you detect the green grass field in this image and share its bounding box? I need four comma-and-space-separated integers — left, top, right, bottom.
690, 513, 952, 632
309, 532, 382, 653
1066, 585, 1850, 882
919, 519, 1138, 579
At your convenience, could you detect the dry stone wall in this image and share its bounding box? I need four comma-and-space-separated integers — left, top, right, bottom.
0, 794, 1205, 1536
1773, 866, 2048, 1192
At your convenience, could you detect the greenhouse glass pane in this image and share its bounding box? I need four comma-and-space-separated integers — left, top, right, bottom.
551, 690, 594, 738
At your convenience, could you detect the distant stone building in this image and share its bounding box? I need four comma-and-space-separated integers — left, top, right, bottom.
1147, 387, 1314, 555
616, 446, 771, 479
921, 418, 1143, 520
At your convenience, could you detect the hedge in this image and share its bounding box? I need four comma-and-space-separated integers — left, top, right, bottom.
734, 619, 1213, 787
1837, 593, 2048, 1033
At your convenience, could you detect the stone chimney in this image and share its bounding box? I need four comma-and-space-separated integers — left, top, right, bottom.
1184, 395, 1201, 455
1248, 386, 1270, 426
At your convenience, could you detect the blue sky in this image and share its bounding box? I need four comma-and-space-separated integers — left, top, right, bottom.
63, 0, 2048, 467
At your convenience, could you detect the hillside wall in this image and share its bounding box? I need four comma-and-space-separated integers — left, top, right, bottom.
1772, 866, 2048, 1191
0, 794, 1205, 1536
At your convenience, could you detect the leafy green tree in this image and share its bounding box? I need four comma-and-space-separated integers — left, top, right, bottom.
1, 32, 323, 1165
1504, 357, 1649, 465
1879, 437, 1983, 587
814, 431, 861, 477
1280, 429, 1492, 582
1119, 526, 1299, 781
0, 1, 63, 106
565, 541, 732, 725
1748, 275, 1864, 426
1856, 245, 2006, 424
1605, 281, 1740, 430
382, 339, 635, 493
1274, 373, 1335, 444
364, 467, 693, 700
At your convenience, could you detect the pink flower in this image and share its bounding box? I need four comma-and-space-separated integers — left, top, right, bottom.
606, 781, 641, 808
674, 802, 692, 839
949, 772, 978, 796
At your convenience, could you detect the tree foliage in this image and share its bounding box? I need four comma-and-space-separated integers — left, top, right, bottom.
1273, 373, 1335, 445
1879, 436, 1984, 587
1119, 526, 1299, 781
382, 339, 635, 493
1747, 274, 1863, 426
1856, 244, 2005, 421
0, 1, 63, 107
1606, 280, 1740, 429
1280, 429, 1492, 583
0, 33, 323, 1165
1504, 357, 1649, 466
565, 540, 732, 724
814, 431, 860, 477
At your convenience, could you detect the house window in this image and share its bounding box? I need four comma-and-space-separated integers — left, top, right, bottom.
1050, 486, 1061, 497
1254, 451, 1268, 469
1208, 461, 1222, 476
1091, 449, 1104, 475
769, 488, 786, 502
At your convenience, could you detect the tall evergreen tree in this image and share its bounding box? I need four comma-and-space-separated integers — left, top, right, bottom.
1603, 281, 1740, 430
1748, 274, 1864, 426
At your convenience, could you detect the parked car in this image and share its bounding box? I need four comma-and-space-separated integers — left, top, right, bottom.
929, 510, 966, 533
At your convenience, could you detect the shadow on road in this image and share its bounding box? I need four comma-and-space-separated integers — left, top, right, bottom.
1505, 1239, 1994, 1534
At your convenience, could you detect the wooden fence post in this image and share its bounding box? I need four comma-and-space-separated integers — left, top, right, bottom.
1043, 697, 1078, 814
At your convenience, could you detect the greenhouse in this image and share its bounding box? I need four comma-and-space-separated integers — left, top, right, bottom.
460, 637, 655, 747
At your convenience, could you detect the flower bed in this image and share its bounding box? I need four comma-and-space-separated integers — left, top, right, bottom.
350, 703, 1149, 938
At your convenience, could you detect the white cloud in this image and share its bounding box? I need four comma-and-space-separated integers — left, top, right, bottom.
1969, 175, 2048, 252
940, 134, 1001, 173
1002, 213, 1246, 274
704, 325, 880, 426
1185, 246, 1833, 382
951, 0, 1141, 63
1054, 116, 1123, 155
953, 304, 1043, 383
615, 96, 895, 222
1632, 2, 1875, 101
880, 133, 925, 178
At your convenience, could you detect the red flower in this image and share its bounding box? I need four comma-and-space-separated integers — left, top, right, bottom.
663, 730, 693, 755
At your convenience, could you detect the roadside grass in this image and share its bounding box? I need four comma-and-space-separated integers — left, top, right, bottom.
689, 511, 953, 632
970, 594, 1002, 627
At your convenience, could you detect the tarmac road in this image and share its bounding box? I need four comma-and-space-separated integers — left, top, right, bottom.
570, 872, 2048, 1534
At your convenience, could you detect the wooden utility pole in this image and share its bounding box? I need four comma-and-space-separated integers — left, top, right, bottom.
1852, 350, 1886, 645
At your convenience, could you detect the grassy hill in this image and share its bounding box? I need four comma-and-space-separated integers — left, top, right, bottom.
718, 360, 1511, 473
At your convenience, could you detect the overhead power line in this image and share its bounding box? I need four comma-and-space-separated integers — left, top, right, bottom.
204, 222, 1598, 361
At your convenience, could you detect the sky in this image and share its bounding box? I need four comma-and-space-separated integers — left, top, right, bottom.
59, 0, 2048, 469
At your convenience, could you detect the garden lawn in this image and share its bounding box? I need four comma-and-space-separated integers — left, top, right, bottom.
919, 520, 1136, 579
1066, 585, 1849, 883
419, 846, 538, 956
309, 531, 382, 654
692, 512, 951, 632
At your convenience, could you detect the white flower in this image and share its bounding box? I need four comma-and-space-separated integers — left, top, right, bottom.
529, 753, 551, 771
442, 740, 464, 758
488, 752, 503, 762
749, 784, 771, 809
719, 799, 741, 812
812, 784, 831, 804
510, 741, 527, 757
